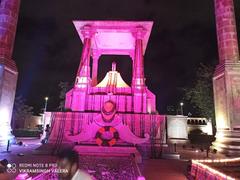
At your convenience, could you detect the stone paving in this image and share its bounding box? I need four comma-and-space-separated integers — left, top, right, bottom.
0, 138, 57, 179
0, 139, 140, 179
0, 138, 219, 180
79, 156, 140, 180
140, 159, 188, 180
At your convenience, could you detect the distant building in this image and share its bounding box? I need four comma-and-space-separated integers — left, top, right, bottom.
166, 115, 213, 142
23, 115, 43, 129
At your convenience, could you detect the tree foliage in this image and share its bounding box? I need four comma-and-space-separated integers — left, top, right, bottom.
183, 63, 215, 119
12, 96, 34, 129
58, 81, 70, 111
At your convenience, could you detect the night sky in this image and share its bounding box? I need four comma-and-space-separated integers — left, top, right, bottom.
12, 0, 240, 114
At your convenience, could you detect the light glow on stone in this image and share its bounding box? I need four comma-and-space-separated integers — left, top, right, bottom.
0, 107, 9, 123
216, 112, 227, 129
0, 108, 10, 136
192, 158, 240, 180
194, 157, 240, 163
0, 107, 12, 143
215, 131, 224, 140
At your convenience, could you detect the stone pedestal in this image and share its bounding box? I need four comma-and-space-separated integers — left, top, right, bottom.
212, 63, 240, 155
212, 0, 240, 156
0, 65, 18, 146
0, 0, 20, 146
74, 146, 142, 163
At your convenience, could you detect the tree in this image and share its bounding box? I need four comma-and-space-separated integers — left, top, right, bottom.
183, 63, 215, 120
12, 96, 34, 129
188, 128, 215, 158
58, 81, 70, 111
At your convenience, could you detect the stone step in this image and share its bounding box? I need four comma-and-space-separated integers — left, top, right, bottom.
74, 145, 142, 163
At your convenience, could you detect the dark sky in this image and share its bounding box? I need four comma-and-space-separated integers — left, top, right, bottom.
12, 0, 240, 114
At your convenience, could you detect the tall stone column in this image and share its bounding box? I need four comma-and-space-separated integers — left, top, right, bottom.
71, 25, 93, 111
215, 0, 239, 63
132, 26, 146, 89
212, 0, 240, 155
75, 25, 93, 88
132, 27, 147, 113
0, 0, 20, 146
91, 51, 99, 86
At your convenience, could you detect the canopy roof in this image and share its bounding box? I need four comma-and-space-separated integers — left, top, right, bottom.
73, 20, 153, 57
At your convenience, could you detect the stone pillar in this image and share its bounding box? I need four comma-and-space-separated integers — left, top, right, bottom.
212, 0, 240, 155
215, 0, 239, 63
132, 27, 147, 113
91, 51, 99, 86
75, 25, 93, 88
0, 0, 20, 146
132, 26, 146, 89
0, 0, 20, 59
71, 25, 93, 111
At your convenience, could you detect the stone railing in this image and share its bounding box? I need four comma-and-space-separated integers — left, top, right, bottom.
187, 117, 209, 125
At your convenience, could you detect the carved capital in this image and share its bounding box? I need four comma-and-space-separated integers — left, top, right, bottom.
81, 25, 95, 39
132, 26, 147, 40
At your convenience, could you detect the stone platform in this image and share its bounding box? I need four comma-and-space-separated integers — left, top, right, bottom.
45, 112, 165, 156
74, 145, 142, 163
212, 130, 240, 156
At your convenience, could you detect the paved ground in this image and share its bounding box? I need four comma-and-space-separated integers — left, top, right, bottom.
0, 138, 227, 180
176, 144, 226, 160
0, 138, 57, 179
140, 159, 188, 180
79, 156, 140, 180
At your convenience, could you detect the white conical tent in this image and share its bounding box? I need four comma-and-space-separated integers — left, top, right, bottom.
96, 70, 129, 88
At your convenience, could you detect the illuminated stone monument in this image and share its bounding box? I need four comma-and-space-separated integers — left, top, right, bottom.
212, 0, 240, 155
65, 21, 156, 113
0, 0, 20, 145
46, 21, 165, 156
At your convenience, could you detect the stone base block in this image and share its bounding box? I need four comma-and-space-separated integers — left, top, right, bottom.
74, 145, 142, 163
212, 130, 240, 156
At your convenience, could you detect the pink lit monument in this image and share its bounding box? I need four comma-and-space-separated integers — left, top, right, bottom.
212, 0, 240, 155
0, 0, 20, 146
46, 21, 165, 157
65, 21, 156, 113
